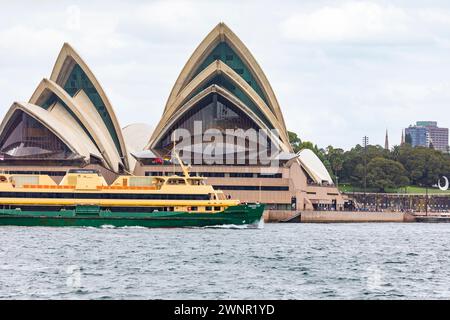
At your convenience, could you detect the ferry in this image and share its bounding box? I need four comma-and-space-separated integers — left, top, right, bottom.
0, 153, 264, 228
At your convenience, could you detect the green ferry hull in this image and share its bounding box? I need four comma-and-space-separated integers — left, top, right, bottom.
0, 204, 264, 228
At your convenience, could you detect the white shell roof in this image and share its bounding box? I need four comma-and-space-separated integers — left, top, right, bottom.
131, 149, 158, 159
2, 102, 91, 160
122, 123, 154, 171
297, 148, 333, 185
123, 123, 153, 153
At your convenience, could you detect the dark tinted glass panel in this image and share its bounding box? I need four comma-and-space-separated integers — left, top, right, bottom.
156, 93, 276, 165
0, 110, 78, 160
157, 93, 268, 146
187, 74, 273, 129
229, 172, 254, 178
0, 192, 210, 200
256, 173, 282, 178
191, 42, 269, 107
213, 185, 289, 191
63, 64, 122, 156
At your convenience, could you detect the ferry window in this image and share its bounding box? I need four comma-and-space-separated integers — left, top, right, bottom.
187, 179, 201, 185
206, 206, 212, 211
167, 178, 186, 185
214, 206, 221, 211
190, 206, 198, 211
217, 193, 226, 200
230, 172, 254, 178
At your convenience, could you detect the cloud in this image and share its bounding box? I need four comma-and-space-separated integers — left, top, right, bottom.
0, 25, 65, 55
134, 0, 198, 31
280, 1, 437, 44
1, 0, 450, 151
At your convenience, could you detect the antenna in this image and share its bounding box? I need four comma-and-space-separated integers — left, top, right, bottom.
170, 130, 190, 178
172, 131, 176, 175
173, 149, 190, 178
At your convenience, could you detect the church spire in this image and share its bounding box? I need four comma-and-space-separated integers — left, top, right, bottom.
385, 129, 389, 150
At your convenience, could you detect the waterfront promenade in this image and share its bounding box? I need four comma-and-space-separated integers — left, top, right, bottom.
265, 210, 450, 223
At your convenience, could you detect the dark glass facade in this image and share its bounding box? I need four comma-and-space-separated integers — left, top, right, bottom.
63, 63, 122, 156
155, 93, 274, 165
189, 75, 273, 129
191, 42, 269, 107
0, 110, 79, 160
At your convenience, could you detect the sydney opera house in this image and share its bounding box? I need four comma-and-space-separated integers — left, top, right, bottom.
0, 23, 345, 214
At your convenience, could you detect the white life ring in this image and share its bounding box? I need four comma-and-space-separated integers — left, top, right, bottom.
438, 176, 449, 191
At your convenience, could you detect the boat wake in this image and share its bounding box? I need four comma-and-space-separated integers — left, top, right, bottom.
201, 217, 265, 230
100, 225, 116, 229
88, 219, 265, 230
97, 225, 148, 230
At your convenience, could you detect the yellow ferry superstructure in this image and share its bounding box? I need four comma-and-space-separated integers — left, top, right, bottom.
0, 170, 238, 212
0, 154, 264, 228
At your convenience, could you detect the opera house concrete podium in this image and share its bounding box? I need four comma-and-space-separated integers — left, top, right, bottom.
0, 23, 345, 214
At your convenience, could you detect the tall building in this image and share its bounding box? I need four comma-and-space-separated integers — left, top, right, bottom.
0, 23, 346, 213
405, 121, 449, 152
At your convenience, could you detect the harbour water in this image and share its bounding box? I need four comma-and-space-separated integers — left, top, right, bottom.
1, 223, 450, 299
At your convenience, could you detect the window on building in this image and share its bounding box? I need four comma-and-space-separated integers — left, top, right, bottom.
0, 110, 79, 160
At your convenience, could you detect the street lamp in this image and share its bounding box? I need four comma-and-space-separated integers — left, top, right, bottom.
363, 136, 369, 210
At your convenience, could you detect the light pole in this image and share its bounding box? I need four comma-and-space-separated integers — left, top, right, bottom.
363, 136, 369, 210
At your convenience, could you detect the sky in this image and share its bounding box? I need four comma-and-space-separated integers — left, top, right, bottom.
1, 0, 450, 151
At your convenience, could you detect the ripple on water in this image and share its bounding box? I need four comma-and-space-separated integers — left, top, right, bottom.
1, 224, 450, 299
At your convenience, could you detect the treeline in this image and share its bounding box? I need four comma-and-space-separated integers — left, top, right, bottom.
288, 131, 450, 192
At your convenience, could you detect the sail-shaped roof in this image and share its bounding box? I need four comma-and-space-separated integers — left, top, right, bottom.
49, 43, 130, 170
0, 43, 130, 172
149, 23, 291, 151
29, 78, 122, 171
297, 149, 333, 185
0, 102, 91, 161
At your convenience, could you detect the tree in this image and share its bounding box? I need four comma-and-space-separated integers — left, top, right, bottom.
325, 145, 344, 181
298, 141, 332, 174
288, 130, 333, 175
390, 145, 401, 162
288, 131, 302, 153
288, 130, 450, 192
397, 145, 449, 186
366, 157, 409, 192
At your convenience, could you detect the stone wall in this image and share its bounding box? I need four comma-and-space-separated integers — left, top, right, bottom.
300, 211, 407, 223
263, 210, 298, 222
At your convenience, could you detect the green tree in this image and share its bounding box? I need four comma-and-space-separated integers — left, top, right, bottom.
298, 141, 332, 175
288, 130, 332, 175
397, 145, 449, 186
325, 145, 344, 181
390, 145, 401, 162
288, 130, 450, 191
366, 157, 409, 192
288, 131, 302, 153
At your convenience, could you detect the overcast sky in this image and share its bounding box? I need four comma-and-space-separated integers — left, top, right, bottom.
1, 0, 450, 150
